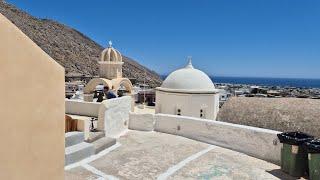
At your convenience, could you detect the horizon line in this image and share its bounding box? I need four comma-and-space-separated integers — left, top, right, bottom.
159, 74, 320, 80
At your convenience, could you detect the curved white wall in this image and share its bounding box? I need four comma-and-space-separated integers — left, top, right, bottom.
128, 113, 281, 165
156, 91, 219, 120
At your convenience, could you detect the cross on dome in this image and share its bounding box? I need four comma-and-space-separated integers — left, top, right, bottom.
185, 56, 194, 69
108, 40, 113, 47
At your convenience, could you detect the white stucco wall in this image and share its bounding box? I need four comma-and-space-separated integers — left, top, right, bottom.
65, 99, 100, 117
129, 112, 155, 131
98, 96, 132, 138
154, 114, 281, 164
66, 97, 132, 138
156, 91, 219, 120
128, 113, 281, 164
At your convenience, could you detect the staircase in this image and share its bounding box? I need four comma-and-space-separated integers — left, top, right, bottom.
65, 132, 94, 165
86, 131, 117, 154
65, 131, 116, 165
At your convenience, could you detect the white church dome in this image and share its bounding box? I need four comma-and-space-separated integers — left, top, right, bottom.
158, 59, 216, 93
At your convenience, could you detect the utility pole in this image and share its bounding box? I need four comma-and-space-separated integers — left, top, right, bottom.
143, 69, 146, 108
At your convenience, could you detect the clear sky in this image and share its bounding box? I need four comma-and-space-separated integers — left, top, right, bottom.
6, 0, 320, 78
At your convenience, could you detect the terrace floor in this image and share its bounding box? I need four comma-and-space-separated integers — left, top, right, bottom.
134, 105, 155, 114
65, 130, 298, 180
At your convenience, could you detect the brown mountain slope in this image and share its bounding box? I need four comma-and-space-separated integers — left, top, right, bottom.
0, 1, 162, 87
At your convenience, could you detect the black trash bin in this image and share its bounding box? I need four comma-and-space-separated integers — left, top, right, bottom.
277, 132, 314, 177
305, 140, 320, 180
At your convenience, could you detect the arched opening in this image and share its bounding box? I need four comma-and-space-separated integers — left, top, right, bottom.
117, 84, 128, 97
83, 78, 113, 102
83, 78, 112, 102
100, 48, 108, 61
110, 50, 117, 62
112, 78, 133, 96
84, 78, 112, 94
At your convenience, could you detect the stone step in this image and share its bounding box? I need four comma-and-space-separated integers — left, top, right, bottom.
85, 131, 105, 143
92, 137, 116, 154
65, 142, 95, 165
65, 131, 85, 147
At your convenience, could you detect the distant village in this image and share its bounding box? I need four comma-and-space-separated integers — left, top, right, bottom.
66, 76, 320, 109
217, 82, 320, 98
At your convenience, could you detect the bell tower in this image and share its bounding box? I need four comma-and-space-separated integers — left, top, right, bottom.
99, 41, 124, 79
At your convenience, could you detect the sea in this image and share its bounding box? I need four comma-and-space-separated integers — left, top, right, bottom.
212, 76, 320, 89
160, 75, 320, 89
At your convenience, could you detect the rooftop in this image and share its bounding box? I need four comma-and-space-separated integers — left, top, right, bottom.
65, 130, 296, 180
218, 97, 320, 137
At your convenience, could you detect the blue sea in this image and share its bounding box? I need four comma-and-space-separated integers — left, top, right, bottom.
160, 75, 320, 88
212, 76, 320, 89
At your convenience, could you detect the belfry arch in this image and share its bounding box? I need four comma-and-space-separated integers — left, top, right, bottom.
112, 78, 133, 94
83, 78, 112, 94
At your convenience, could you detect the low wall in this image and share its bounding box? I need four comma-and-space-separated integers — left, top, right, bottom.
67, 114, 91, 140
66, 97, 132, 138
98, 96, 132, 138
129, 112, 155, 131
65, 99, 100, 117
128, 113, 281, 164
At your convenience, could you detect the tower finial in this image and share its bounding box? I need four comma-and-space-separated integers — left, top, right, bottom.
108, 40, 113, 47
186, 56, 194, 69
188, 56, 192, 65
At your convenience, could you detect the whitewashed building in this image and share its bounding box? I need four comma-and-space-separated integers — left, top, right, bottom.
155, 58, 219, 120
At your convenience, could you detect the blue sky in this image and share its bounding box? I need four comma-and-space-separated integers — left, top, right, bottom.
7, 0, 320, 78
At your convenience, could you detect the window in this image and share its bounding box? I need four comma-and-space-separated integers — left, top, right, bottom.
200, 109, 205, 118
177, 109, 181, 116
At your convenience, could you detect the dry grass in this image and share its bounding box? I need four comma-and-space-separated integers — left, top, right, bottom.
218, 97, 320, 137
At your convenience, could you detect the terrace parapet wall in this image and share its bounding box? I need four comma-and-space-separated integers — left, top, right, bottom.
129, 112, 281, 165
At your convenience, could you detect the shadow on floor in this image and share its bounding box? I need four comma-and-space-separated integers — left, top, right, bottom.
266, 169, 307, 180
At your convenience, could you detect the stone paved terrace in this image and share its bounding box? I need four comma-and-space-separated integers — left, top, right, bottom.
65, 130, 299, 180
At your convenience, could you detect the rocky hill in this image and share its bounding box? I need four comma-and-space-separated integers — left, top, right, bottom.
0, 1, 162, 87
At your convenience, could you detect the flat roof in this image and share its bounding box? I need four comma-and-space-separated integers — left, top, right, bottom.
65, 130, 294, 180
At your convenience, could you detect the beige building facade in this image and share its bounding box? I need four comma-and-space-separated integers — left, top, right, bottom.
0, 13, 65, 180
